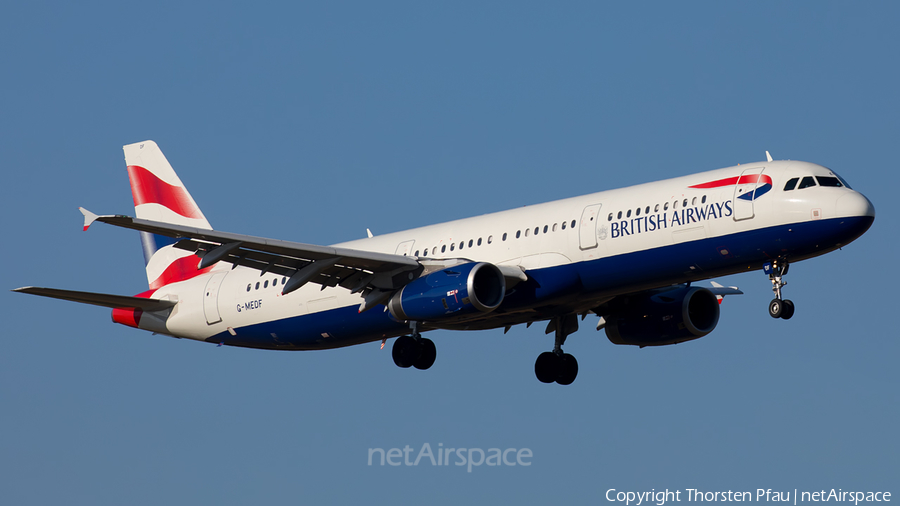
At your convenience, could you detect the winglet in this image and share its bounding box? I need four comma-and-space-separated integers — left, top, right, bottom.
79, 207, 100, 231
709, 281, 743, 304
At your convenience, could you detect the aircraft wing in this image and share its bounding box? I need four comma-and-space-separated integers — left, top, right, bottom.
12, 286, 177, 311
80, 208, 422, 295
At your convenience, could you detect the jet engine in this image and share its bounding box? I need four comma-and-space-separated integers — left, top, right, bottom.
604, 286, 720, 346
387, 262, 505, 322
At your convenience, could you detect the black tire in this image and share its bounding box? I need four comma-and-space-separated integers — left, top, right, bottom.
534, 352, 559, 383
413, 338, 437, 370
780, 299, 795, 320
556, 353, 578, 385
392, 335, 419, 368
768, 299, 783, 319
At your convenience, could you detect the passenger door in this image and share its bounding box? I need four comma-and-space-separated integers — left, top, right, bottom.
395, 240, 415, 257
203, 271, 228, 325
733, 167, 766, 221
579, 204, 603, 250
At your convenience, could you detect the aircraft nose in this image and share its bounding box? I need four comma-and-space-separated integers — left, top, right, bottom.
836, 191, 875, 218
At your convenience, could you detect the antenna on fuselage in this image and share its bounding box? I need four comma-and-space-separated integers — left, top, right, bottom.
366, 228, 374, 238
766, 151, 773, 162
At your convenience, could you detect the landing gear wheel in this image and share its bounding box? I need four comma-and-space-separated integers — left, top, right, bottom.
534, 352, 559, 383
780, 300, 795, 320
768, 299, 783, 319
556, 353, 578, 385
413, 338, 436, 370
392, 335, 419, 368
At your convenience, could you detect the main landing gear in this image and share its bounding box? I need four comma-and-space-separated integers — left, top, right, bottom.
534, 314, 579, 385
392, 322, 437, 370
765, 259, 795, 320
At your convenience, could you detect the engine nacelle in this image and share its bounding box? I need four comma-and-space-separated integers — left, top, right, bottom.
388, 262, 506, 322
605, 286, 720, 346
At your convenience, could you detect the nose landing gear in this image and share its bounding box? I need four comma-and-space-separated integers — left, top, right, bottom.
765, 259, 795, 320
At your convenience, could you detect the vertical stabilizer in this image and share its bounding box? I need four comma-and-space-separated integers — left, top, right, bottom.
124, 140, 215, 289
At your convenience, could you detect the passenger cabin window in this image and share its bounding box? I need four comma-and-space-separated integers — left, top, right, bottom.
626, 210, 632, 218
488, 235, 493, 244
816, 176, 843, 187
784, 177, 799, 191
468, 239, 473, 247
441, 245, 446, 253
701, 195, 706, 204
502, 233, 507, 241
543, 225, 548, 233
617, 211, 622, 219
664, 202, 669, 211
683, 199, 688, 208
798, 176, 817, 189
608, 213, 613, 221
691, 197, 697, 206
571, 220, 576, 228
516, 230, 521, 238
635, 208, 641, 216
552, 223, 558, 231
645, 206, 650, 214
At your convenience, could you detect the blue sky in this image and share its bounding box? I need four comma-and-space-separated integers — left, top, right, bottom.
2, 2, 897, 505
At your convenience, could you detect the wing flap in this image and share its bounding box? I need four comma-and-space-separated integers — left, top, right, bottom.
81, 210, 422, 294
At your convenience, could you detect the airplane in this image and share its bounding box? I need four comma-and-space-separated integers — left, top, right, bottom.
14, 142, 875, 385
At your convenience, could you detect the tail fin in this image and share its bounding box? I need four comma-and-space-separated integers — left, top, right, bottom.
124, 140, 215, 290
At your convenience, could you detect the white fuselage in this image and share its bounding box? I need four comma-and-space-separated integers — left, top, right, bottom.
143, 159, 874, 349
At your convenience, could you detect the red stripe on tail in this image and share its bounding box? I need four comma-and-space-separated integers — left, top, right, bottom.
149, 255, 214, 290
127, 165, 204, 219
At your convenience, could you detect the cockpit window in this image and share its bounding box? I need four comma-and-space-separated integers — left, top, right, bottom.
797, 176, 817, 189
816, 176, 843, 187
783, 177, 799, 191
834, 174, 852, 189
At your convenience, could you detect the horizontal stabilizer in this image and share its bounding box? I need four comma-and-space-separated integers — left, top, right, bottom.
12, 287, 177, 311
